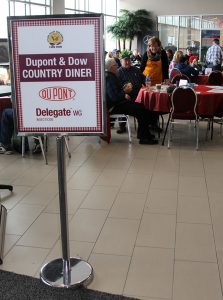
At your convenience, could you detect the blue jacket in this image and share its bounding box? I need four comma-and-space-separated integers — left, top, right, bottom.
175, 63, 199, 81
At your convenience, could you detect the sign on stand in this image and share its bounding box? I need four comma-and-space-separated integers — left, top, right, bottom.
8, 14, 105, 134
8, 14, 105, 288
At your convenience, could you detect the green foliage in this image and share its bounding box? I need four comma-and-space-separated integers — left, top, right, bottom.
120, 49, 133, 59
107, 9, 154, 50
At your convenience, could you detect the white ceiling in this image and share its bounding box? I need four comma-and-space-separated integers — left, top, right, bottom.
120, 0, 223, 16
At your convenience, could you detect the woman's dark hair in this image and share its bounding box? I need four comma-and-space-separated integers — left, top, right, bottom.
166, 48, 173, 56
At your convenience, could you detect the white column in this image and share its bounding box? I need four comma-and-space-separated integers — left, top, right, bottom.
52, 0, 65, 14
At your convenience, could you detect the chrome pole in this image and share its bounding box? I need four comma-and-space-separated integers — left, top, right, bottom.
0, 204, 7, 264
40, 135, 93, 288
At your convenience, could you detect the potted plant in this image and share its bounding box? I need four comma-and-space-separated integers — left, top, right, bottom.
107, 9, 154, 51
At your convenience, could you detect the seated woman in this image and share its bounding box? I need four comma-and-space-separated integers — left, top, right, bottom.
169, 50, 183, 78
140, 36, 169, 86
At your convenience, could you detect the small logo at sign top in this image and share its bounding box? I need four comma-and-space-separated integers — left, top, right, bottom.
39, 86, 76, 101
47, 31, 63, 48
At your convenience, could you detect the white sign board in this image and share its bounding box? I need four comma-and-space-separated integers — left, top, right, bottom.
8, 14, 105, 134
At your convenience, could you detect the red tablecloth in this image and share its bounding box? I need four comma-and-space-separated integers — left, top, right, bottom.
135, 85, 223, 117
195, 75, 209, 85
135, 88, 171, 113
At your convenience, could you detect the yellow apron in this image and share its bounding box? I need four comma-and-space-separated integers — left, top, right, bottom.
143, 59, 162, 86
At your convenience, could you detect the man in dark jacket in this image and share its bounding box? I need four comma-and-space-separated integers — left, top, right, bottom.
117, 53, 145, 101
105, 58, 158, 145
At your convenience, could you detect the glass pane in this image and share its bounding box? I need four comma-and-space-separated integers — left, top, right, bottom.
65, 9, 74, 14
0, 0, 9, 38
65, 0, 75, 9
45, 6, 51, 14
31, 0, 46, 4
14, 2, 26, 16
89, 0, 102, 13
158, 21, 178, 54
103, 0, 117, 16
30, 4, 46, 15
104, 15, 117, 52
179, 16, 200, 56
10, 2, 14, 16
202, 15, 223, 29
75, 0, 86, 11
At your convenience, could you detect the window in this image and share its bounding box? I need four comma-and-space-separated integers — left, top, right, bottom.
158, 14, 223, 59
65, 0, 118, 50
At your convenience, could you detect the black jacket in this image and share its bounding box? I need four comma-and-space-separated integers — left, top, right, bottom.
105, 71, 126, 110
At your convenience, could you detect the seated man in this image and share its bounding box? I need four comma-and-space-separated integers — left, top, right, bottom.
117, 51, 145, 102
175, 56, 199, 82
105, 58, 158, 145
0, 108, 30, 155
0, 108, 14, 154
116, 51, 145, 133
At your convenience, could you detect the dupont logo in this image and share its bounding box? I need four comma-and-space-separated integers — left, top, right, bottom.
39, 86, 76, 101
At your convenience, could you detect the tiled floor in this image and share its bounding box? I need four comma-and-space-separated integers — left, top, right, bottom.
1, 118, 223, 300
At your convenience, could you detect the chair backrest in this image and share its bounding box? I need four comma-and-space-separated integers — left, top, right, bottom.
208, 71, 223, 86
170, 86, 198, 120
171, 73, 191, 84
169, 68, 182, 80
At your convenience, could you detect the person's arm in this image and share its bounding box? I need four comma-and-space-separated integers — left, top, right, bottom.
169, 61, 175, 77
140, 52, 148, 73
161, 49, 169, 80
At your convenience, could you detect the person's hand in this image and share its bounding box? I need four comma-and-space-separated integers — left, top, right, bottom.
123, 82, 132, 94
124, 94, 131, 100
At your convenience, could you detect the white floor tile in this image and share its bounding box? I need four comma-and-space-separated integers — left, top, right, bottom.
173, 261, 222, 300
124, 247, 174, 299
175, 223, 216, 262
136, 213, 176, 248
93, 218, 140, 256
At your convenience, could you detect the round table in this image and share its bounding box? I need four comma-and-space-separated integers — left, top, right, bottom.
135, 85, 223, 117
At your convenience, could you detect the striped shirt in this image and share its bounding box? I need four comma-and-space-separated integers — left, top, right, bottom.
206, 43, 223, 65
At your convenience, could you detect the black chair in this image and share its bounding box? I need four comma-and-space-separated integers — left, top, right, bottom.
208, 71, 223, 86
171, 74, 191, 84
162, 86, 199, 150
200, 71, 223, 140
169, 68, 182, 81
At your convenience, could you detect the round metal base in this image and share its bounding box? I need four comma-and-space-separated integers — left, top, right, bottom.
40, 257, 93, 288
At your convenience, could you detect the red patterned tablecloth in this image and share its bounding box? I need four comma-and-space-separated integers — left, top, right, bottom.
135, 85, 223, 117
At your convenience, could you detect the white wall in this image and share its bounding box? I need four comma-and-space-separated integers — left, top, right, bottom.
120, 0, 223, 15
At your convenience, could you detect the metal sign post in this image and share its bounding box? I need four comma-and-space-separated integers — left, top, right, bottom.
0, 204, 7, 265
40, 135, 93, 287
8, 13, 106, 288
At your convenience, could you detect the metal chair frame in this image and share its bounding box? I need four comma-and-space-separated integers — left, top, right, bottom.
162, 86, 199, 150
110, 114, 132, 143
